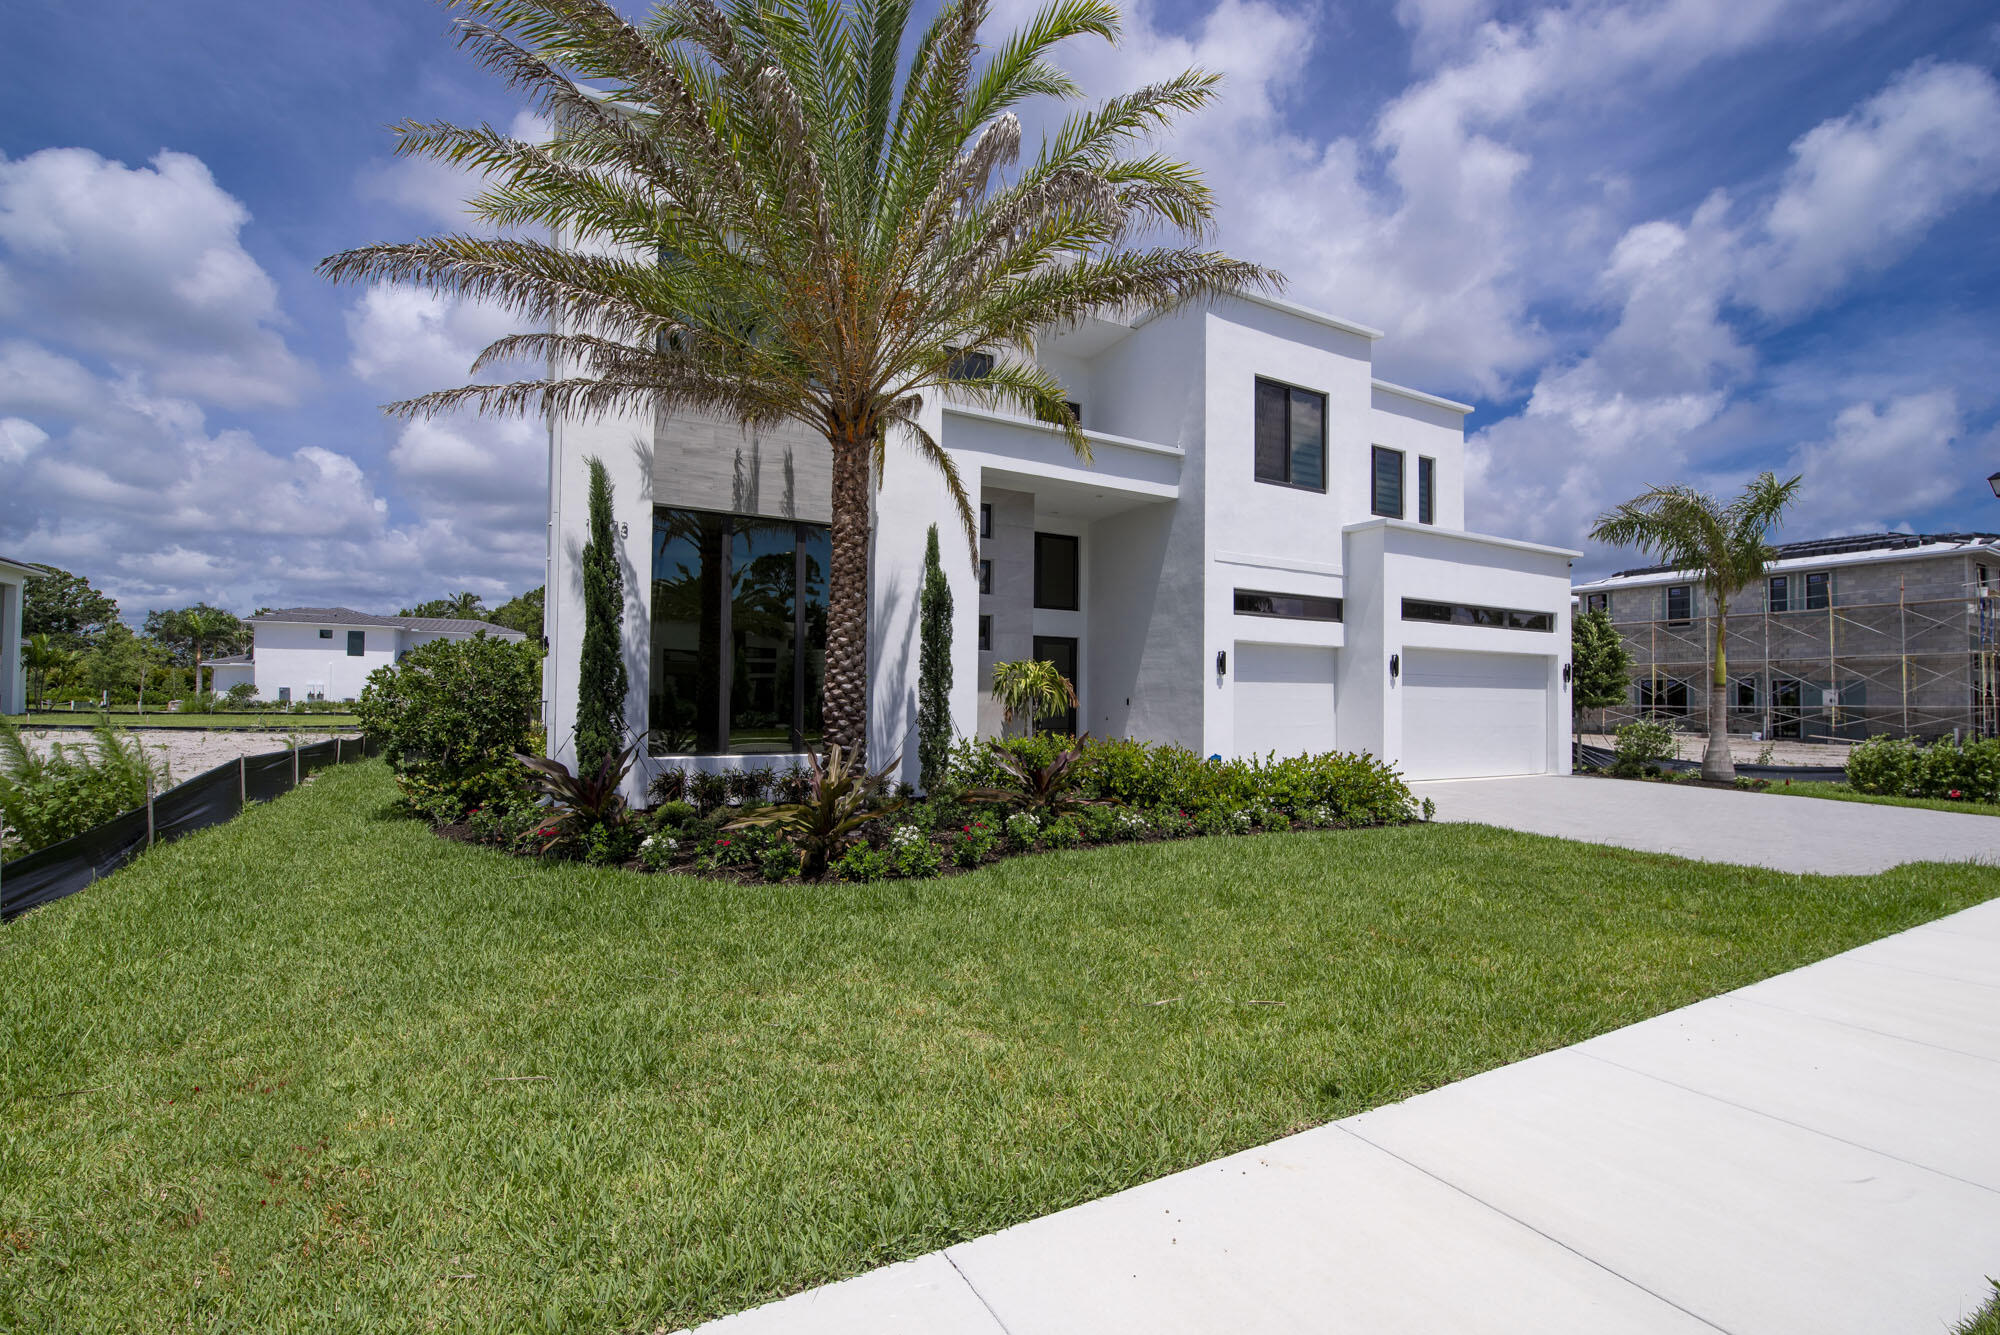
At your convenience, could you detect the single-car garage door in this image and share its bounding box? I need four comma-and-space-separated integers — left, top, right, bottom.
1402, 649, 1549, 779
1235, 642, 1336, 759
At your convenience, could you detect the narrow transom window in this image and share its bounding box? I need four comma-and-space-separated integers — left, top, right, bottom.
1234, 589, 1343, 621
1371, 446, 1404, 519
1417, 456, 1436, 524
978, 560, 992, 595
978, 614, 992, 651
979, 503, 992, 539
1253, 377, 1326, 491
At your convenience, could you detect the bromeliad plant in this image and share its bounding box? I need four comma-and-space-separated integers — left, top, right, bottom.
517, 743, 637, 855
724, 743, 903, 878
962, 736, 1108, 815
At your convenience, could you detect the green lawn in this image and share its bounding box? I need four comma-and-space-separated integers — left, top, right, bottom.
16, 710, 361, 731
4, 761, 1995, 1332
1765, 780, 2000, 818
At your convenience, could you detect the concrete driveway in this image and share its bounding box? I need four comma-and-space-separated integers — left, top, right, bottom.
1411, 774, 2000, 874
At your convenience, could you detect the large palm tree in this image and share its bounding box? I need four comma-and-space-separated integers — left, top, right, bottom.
1590, 472, 1801, 782
320, 0, 1275, 755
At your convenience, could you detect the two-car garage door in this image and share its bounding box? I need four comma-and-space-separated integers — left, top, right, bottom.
1402, 649, 1550, 779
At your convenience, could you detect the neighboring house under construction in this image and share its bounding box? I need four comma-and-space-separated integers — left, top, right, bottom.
1571, 532, 2000, 742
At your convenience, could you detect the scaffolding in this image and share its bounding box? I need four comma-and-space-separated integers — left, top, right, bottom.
1592, 574, 2000, 743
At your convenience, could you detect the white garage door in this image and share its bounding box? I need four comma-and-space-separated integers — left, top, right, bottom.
1235, 643, 1337, 759
1403, 649, 1549, 779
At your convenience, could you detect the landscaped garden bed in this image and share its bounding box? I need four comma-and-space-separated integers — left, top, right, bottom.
7, 758, 1997, 1332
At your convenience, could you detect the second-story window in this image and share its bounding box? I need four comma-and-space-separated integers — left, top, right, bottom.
1665, 585, 1692, 624
1371, 446, 1404, 519
1034, 532, 1079, 610
1418, 456, 1436, 524
1253, 377, 1326, 491
946, 348, 994, 381
1805, 571, 1830, 610
1584, 592, 1609, 614
346, 631, 366, 656
1768, 575, 1789, 612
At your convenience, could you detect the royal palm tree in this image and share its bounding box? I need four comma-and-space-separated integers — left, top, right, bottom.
320, 0, 1275, 755
990, 657, 1076, 737
1590, 472, 1801, 782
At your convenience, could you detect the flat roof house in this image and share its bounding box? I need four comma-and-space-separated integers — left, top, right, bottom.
243, 608, 526, 704
543, 292, 1579, 793
1574, 532, 2000, 742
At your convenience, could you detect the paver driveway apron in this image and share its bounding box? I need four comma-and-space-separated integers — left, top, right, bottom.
1411, 774, 2000, 874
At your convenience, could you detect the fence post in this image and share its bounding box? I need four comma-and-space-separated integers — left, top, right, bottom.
239, 754, 246, 807
146, 774, 156, 850
292, 737, 300, 790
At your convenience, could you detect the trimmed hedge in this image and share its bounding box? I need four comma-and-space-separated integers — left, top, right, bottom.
1846, 734, 2000, 804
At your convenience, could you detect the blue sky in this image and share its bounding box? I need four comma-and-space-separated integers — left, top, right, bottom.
2, 0, 1997, 619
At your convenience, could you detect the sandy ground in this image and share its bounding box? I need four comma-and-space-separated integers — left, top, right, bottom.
18, 727, 362, 786
1579, 732, 1853, 766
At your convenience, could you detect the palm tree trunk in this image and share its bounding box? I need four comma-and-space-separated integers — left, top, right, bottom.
822, 427, 872, 757
1703, 593, 1734, 782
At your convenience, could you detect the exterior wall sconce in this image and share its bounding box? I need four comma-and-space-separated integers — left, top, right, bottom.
1389, 653, 1400, 680
1215, 650, 1227, 677
1562, 662, 1573, 687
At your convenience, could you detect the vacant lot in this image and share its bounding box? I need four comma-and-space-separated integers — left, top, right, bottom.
3, 761, 1993, 1332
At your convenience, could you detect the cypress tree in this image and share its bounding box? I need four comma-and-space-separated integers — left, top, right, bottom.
917, 523, 954, 792
576, 456, 628, 773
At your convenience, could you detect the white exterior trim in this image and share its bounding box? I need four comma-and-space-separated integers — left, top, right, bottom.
1370, 379, 1475, 415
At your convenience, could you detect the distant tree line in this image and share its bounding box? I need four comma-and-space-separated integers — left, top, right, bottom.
19, 565, 544, 709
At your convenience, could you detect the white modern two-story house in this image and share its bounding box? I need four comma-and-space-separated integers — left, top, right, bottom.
228, 608, 526, 703
542, 292, 1578, 792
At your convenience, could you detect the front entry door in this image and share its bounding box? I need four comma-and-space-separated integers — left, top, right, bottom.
1772, 678, 1803, 739
1032, 635, 1079, 736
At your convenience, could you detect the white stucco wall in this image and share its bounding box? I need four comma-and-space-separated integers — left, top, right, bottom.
0, 564, 27, 715
251, 623, 400, 702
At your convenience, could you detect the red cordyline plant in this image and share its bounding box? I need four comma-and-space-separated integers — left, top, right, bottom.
961, 736, 1112, 814
517, 742, 636, 851
724, 743, 902, 878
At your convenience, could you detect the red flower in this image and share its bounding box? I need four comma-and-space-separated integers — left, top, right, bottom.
1950, 789, 1963, 799
718, 838, 731, 846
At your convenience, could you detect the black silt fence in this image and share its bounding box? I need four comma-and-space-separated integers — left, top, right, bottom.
1576, 742, 1848, 784
3, 734, 378, 922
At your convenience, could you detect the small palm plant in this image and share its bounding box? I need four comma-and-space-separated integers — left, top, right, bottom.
319, 0, 1277, 757
989, 659, 1077, 737
1590, 472, 1800, 781
724, 743, 903, 878
961, 737, 1108, 814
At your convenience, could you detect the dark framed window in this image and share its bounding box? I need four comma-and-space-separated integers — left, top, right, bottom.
1033, 635, 1079, 735
978, 615, 992, 651
1401, 598, 1555, 632
649, 506, 830, 756
1735, 676, 1758, 709
1804, 571, 1830, 610
1665, 584, 1692, 624
980, 503, 992, 539
1583, 592, 1609, 614
946, 348, 994, 381
1417, 456, 1436, 524
1639, 677, 1691, 716
1253, 377, 1326, 491
346, 631, 365, 656
978, 560, 992, 595
1768, 575, 1789, 612
1034, 532, 1079, 610
318, 628, 333, 639
1371, 446, 1405, 518
1035, 400, 1083, 428
1234, 589, 1343, 622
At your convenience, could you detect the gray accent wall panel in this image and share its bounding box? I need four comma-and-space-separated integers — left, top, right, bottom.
652, 407, 833, 523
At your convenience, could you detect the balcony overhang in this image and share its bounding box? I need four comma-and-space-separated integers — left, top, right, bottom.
944, 405, 1180, 518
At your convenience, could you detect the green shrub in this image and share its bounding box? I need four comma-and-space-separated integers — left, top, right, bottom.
887, 825, 943, 878
354, 633, 541, 823
0, 720, 169, 856
1042, 814, 1083, 849
757, 843, 799, 882
831, 843, 889, 882
948, 818, 998, 867
1612, 717, 1679, 776
1849, 734, 2000, 803
1003, 811, 1042, 849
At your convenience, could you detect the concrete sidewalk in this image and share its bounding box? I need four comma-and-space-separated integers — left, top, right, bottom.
691, 897, 2000, 1335
1412, 774, 2000, 875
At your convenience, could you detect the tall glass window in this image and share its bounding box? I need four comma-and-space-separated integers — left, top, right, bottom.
650, 507, 828, 755
1253, 377, 1326, 491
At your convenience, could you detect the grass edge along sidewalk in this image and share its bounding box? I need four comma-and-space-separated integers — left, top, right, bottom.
1, 733, 377, 920
4, 759, 1997, 1332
